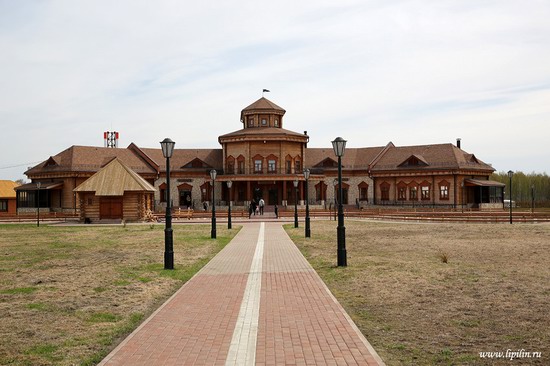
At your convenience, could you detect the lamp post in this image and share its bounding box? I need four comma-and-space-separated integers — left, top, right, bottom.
293, 179, 299, 228
332, 137, 347, 267
508, 170, 513, 224
210, 169, 217, 238
332, 178, 338, 221
227, 180, 232, 229
36, 182, 41, 227
160, 138, 175, 270
531, 184, 535, 214
304, 169, 311, 238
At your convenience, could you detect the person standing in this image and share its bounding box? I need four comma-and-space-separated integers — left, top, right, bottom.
259, 198, 265, 215
274, 204, 278, 219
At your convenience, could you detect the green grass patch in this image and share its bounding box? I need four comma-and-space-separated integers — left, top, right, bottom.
1, 286, 38, 295
113, 279, 131, 286
26, 302, 49, 311
25, 343, 61, 362
87, 312, 122, 323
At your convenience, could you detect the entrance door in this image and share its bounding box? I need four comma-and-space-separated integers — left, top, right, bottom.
268, 189, 278, 205
180, 190, 192, 208
100, 197, 123, 219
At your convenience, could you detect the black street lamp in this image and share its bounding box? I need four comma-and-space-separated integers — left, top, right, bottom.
227, 180, 232, 229
531, 184, 535, 214
304, 169, 311, 238
293, 179, 299, 228
160, 138, 175, 270
36, 182, 41, 227
332, 179, 338, 221
508, 170, 513, 224
210, 169, 217, 238
332, 136, 347, 267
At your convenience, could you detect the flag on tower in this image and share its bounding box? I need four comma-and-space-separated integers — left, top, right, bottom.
262, 89, 270, 93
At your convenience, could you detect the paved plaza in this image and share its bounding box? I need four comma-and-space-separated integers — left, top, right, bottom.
99, 222, 384, 366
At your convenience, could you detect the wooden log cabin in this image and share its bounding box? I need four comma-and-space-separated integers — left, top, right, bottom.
73, 158, 155, 222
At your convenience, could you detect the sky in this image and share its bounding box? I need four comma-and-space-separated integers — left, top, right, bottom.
1, 0, 549, 181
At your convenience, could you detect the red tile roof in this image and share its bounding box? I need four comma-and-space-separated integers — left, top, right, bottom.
25, 146, 158, 175
219, 127, 308, 140
370, 143, 494, 172
305, 147, 386, 169
242, 97, 285, 113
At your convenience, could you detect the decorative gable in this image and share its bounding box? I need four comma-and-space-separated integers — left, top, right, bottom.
398, 154, 429, 168
43, 156, 58, 168
314, 157, 338, 168
181, 158, 212, 169
466, 154, 479, 164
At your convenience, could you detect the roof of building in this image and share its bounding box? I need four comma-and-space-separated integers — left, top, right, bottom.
219, 127, 308, 140
305, 147, 386, 169
25, 145, 158, 176
370, 143, 494, 172
241, 97, 285, 113
15, 181, 63, 191
74, 158, 155, 196
0, 180, 19, 198
138, 148, 223, 171
465, 179, 505, 187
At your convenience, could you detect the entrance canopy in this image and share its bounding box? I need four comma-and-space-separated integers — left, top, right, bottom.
464, 179, 505, 187
15, 181, 63, 191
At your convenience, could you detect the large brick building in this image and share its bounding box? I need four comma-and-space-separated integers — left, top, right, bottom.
16, 97, 503, 219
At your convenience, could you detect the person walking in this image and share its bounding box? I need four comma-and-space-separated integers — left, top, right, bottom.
248, 202, 253, 218
252, 201, 257, 216
259, 198, 265, 215
274, 204, 278, 219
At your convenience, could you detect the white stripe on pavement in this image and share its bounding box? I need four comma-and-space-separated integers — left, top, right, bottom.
225, 222, 264, 366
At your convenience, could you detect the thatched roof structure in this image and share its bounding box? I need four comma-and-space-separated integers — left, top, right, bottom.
74, 158, 155, 196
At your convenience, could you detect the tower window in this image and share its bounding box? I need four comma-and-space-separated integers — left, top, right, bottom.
261, 119, 267, 126
268, 160, 276, 173
274, 119, 279, 127
248, 118, 254, 127
254, 160, 263, 173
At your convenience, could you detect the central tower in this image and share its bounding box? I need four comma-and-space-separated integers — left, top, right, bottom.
218, 97, 309, 206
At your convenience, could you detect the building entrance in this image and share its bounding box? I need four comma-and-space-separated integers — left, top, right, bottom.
268, 189, 278, 205
180, 190, 192, 208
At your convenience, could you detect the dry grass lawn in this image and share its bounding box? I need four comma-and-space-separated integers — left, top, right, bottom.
286, 220, 550, 365
0, 223, 239, 366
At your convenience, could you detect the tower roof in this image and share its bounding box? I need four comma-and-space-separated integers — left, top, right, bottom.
240, 97, 285, 121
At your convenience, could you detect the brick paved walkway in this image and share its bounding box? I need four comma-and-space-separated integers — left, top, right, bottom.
99, 222, 384, 366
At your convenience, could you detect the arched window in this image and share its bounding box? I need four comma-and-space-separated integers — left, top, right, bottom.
397, 181, 407, 200
253, 154, 264, 174
159, 183, 167, 203
420, 181, 431, 200
409, 182, 418, 201
380, 182, 390, 201
237, 155, 245, 174
358, 181, 369, 201
294, 156, 301, 173
266, 154, 278, 174
439, 180, 450, 200
226, 155, 235, 174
